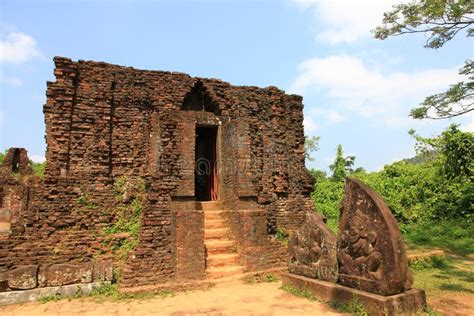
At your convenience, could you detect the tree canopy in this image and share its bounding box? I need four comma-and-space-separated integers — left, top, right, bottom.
329, 144, 355, 181
373, 0, 474, 120
304, 135, 320, 162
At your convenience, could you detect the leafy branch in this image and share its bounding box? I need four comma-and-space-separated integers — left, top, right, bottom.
373, 0, 474, 120
373, 0, 474, 49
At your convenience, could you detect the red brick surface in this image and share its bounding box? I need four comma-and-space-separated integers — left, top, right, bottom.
0, 57, 314, 289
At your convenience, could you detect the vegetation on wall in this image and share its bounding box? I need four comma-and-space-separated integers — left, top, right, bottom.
100, 176, 147, 261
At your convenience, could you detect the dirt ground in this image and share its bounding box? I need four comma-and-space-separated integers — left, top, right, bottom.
0, 280, 343, 316
428, 292, 474, 316
2, 278, 472, 315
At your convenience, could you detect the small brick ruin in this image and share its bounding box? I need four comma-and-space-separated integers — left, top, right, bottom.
0, 148, 33, 235
0, 57, 315, 291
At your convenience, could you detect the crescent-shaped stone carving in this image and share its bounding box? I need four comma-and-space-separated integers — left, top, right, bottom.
337, 177, 413, 295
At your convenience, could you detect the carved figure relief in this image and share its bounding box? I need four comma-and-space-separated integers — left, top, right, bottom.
288, 212, 338, 282
338, 209, 383, 281
337, 178, 413, 296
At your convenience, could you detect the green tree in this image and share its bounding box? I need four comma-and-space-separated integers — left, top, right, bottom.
310, 174, 344, 233
29, 161, 45, 179
308, 168, 327, 182
410, 124, 474, 179
357, 125, 473, 221
373, 0, 474, 119
329, 145, 355, 181
304, 136, 320, 162
353, 167, 366, 174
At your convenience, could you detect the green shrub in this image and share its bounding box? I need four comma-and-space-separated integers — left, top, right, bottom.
265, 273, 278, 283
102, 178, 145, 261
310, 175, 343, 232
310, 125, 473, 228
30, 161, 45, 179
276, 227, 289, 245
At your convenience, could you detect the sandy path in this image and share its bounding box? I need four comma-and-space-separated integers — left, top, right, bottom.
0, 280, 343, 316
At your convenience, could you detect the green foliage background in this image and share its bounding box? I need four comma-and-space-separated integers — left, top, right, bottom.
310, 125, 473, 252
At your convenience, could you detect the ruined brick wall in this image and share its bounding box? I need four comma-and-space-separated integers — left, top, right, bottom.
173, 210, 205, 280
224, 210, 288, 272
0, 148, 34, 234
0, 57, 313, 289
1, 148, 32, 176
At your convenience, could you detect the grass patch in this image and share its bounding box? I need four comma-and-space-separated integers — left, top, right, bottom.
280, 284, 316, 301
328, 298, 368, 316
412, 255, 474, 297
242, 273, 279, 284
88, 282, 174, 302
37, 282, 174, 304
409, 256, 449, 271
403, 218, 474, 256
422, 305, 444, 316
37, 293, 63, 304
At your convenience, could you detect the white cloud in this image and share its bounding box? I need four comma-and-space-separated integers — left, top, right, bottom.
461, 113, 474, 133
313, 108, 345, 124
292, 0, 400, 44
0, 71, 23, 86
30, 155, 45, 163
0, 32, 44, 64
304, 108, 345, 133
303, 115, 318, 133
290, 54, 460, 127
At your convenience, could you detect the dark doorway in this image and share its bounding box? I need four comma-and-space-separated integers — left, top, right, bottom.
195, 126, 218, 201
12, 149, 20, 173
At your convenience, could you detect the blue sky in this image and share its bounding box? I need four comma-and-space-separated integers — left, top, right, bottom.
1, 0, 473, 171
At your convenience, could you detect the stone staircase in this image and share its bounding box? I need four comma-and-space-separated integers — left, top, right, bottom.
200, 201, 244, 279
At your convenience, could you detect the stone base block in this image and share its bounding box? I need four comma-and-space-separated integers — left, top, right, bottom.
282, 273, 426, 316
0, 281, 109, 306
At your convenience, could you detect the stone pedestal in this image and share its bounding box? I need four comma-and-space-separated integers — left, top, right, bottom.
282, 273, 426, 316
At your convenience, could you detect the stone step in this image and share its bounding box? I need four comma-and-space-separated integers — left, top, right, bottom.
204, 210, 225, 221
206, 265, 245, 279
205, 219, 227, 229
205, 240, 235, 254
205, 228, 229, 240
206, 253, 240, 268
196, 201, 223, 211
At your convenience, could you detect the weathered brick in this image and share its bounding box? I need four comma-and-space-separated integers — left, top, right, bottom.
0, 56, 314, 289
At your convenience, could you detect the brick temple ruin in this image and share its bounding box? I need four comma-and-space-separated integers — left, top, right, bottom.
0, 57, 314, 292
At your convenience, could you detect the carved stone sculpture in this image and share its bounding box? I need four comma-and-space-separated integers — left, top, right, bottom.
337, 178, 413, 295
283, 178, 425, 315
288, 211, 338, 282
